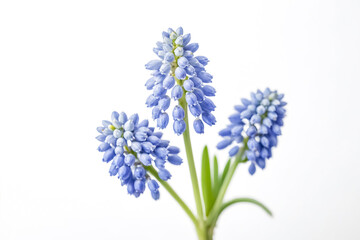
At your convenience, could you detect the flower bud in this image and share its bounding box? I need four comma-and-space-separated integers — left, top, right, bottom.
173, 120, 186, 135
193, 119, 204, 134
157, 113, 169, 129
175, 67, 186, 80
172, 105, 185, 120
171, 85, 183, 100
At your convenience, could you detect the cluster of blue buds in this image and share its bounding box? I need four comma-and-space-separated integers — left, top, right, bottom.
145, 27, 216, 135
96, 112, 183, 200
217, 88, 286, 175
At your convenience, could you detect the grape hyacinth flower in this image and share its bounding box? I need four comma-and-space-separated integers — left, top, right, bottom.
96, 111, 182, 200
217, 88, 286, 175
145, 27, 216, 135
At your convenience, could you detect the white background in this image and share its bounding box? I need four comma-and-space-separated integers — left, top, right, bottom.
1, 0, 359, 239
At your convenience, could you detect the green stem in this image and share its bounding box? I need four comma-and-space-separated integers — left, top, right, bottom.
125, 145, 198, 228
169, 40, 204, 236
145, 165, 198, 227
179, 98, 205, 223
197, 226, 213, 240
206, 144, 247, 226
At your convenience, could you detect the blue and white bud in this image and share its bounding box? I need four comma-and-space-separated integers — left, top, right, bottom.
169, 31, 177, 40
134, 166, 146, 179
229, 146, 240, 157
171, 85, 183, 100
157, 113, 169, 129
202, 112, 216, 126
189, 103, 202, 117
139, 153, 152, 166
178, 57, 189, 68
184, 43, 199, 53
118, 165, 131, 180
185, 92, 198, 105
152, 106, 161, 120
167, 155, 183, 165
175, 36, 183, 45
141, 142, 155, 153
158, 169, 172, 181
145, 60, 163, 70
159, 63, 171, 75
175, 67, 187, 80
217, 138, 233, 150
163, 44, 173, 52
248, 162, 256, 175
114, 146, 124, 155
113, 129, 122, 138
185, 65, 196, 76
146, 94, 159, 107
103, 148, 115, 163
134, 131, 147, 142
168, 146, 180, 154
96, 134, 106, 142
130, 141, 142, 152
195, 56, 209, 66
173, 120, 186, 135
157, 140, 170, 148
176, 27, 183, 35
164, 52, 175, 62
199, 98, 216, 112
158, 96, 171, 111
201, 85, 216, 96
198, 71, 213, 83
183, 80, 194, 92
182, 33, 191, 46
163, 76, 175, 89
123, 131, 134, 141
174, 47, 184, 56
151, 190, 160, 200
98, 142, 111, 152
172, 105, 185, 120
124, 154, 135, 166
147, 135, 160, 145
148, 179, 160, 192
134, 179, 146, 193
193, 119, 204, 134
190, 77, 202, 88
154, 147, 169, 160
124, 121, 135, 131
153, 84, 166, 97
102, 120, 112, 127
192, 88, 205, 102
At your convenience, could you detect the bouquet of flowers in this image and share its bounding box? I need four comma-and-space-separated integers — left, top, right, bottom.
96, 27, 286, 240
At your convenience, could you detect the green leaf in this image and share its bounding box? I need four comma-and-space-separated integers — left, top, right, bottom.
218, 198, 273, 219
201, 146, 213, 216
220, 158, 231, 185
212, 155, 219, 196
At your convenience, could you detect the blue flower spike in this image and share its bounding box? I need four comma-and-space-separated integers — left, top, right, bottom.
145, 27, 216, 135
217, 88, 286, 175
96, 111, 183, 200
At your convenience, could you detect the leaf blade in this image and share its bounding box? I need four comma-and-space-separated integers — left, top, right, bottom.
219, 198, 273, 218
212, 155, 219, 196
220, 158, 231, 186
201, 146, 213, 216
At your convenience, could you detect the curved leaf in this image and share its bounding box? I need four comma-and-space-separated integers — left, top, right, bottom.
218, 198, 273, 218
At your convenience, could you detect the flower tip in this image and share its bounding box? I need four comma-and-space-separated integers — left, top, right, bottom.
248, 163, 256, 175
